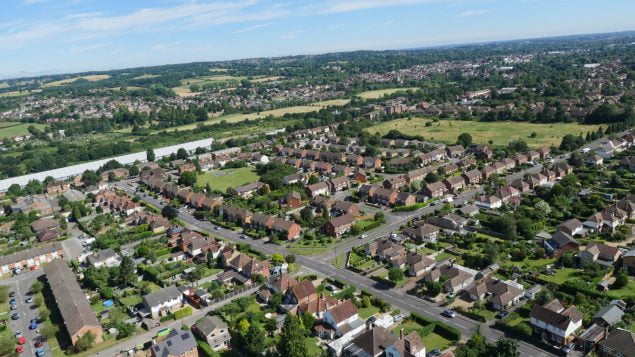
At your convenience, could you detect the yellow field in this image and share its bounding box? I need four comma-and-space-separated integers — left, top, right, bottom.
43, 74, 111, 87
366, 117, 602, 148
251, 76, 283, 83
358, 87, 420, 99
133, 74, 160, 79
209, 68, 229, 72
0, 82, 8, 89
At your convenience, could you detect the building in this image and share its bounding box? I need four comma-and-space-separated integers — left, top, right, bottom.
151, 329, 198, 357
403, 224, 440, 243
340, 326, 425, 357
0, 242, 64, 274
422, 182, 446, 199
577, 243, 622, 267
465, 278, 524, 311
306, 181, 331, 198
422, 262, 476, 294
192, 316, 231, 351
142, 285, 183, 319
86, 248, 121, 268
44, 260, 104, 346
324, 214, 356, 237
597, 328, 635, 357
529, 299, 583, 347
235, 182, 265, 198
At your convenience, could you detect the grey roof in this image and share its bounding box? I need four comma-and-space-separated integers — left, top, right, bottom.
0, 138, 214, 192
598, 329, 635, 356
62, 189, 86, 202
142, 285, 182, 308
195, 315, 227, 335
593, 304, 624, 327
86, 248, 119, 265
44, 259, 102, 339
151, 329, 197, 357
0, 242, 63, 268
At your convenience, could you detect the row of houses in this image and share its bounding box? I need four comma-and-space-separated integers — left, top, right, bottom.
218, 205, 302, 241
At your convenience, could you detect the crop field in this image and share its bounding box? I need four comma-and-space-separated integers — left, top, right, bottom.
0, 89, 42, 97
366, 117, 602, 148
196, 167, 260, 192
174, 75, 282, 96
0, 82, 8, 88
358, 87, 420, 99
0, 122, 48, 139
133, 74, 161, 79
42, 74, 111, 87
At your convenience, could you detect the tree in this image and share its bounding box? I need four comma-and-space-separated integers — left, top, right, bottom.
128, 165, 140, 177
301, 312, 316, 330
424, 280, 442, 297
244, 324, 266, 355
75, 331, 96, 352
455, 330, 489, 357
115, 322, 136, 339
178, 171, 197, 187
40, 324, 59, 340
374, 211, 385, 223
237, 319, 251, 335
33, 295, 44, 308
39, 307, 51, 322
0, 334, 14, 356
161, 205, 179, 220
277, 314, 308, 357
456, 133, 473, 147
82, 170, 100, 187
388, 267, 404, 283
146, 148, 155, 162
176, 148, 188, 160
119, 256, 136, 286
613, 272, 629, 289
493, 337, 520, 357
31, 280, 44, 293
285, 254, 296, 264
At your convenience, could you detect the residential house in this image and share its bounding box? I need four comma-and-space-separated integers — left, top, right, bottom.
192, 316, 231, 351
529, 299, 583, 347
403, 224, 440, 243
422, 262, 476, 294
142, 285, 183, 319
544, 231, 581, 257
329, 176, 351, 193
284, 192, 303, 209
576, 243, 622, 267
0, 242, 64, 274
462, 170, 481, 185
558, 219, 585, 236
86, 248, 121, 268
422, 182, 446, 199
340, 326, 425, 357
475, 194, 502, 209
427, 213, 467, 235
318, 299, 365, 340
446, 145, 465, 158
332, 201, 361, 217
465, 278, 524, 311
306, 182, 331, 198
442, 176, 465, 193
150, 329, 198, 357
235, 182, 265, 198
324, 214, 356, 238
597, 328, 635, 357
396, 193, 416, 207
374, 188, 398, 207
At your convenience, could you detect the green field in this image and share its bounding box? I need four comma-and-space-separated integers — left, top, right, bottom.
358, 87, 419, 99
0, 122, 48, 139
43, 74, 111, 87
391, 321, 452, 351
155, 99, 350, 133
196, 167, 260, 192
366, 117, 602, 148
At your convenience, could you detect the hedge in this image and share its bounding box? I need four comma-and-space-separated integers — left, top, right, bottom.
410, 312, 461, 341
197, 340, 215, 357
392, 202, 429, 212
174, 306, 193, 320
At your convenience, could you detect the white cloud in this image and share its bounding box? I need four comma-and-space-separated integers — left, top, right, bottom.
233, 22, 273, 33
458, 9, 490, 17
323, 0, 443, 13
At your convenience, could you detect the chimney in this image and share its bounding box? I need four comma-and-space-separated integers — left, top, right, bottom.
400, 328, 404, 339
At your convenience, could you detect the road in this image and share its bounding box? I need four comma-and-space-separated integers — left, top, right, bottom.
115, 181, 556, 356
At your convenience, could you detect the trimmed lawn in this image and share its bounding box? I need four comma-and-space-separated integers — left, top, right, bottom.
119, 294, 142, 307
358, 87, 419, 99
607, 276, 635, 300
392, 321, 452, 351
468, 306, 498, 321
196, 167, 260, 193
366, 117, 601, 148
505, 257, 556, 269
0, 122, 48, 139
332, 254, 347, 269
358, 305, 380, 319
539, 268, 579, 284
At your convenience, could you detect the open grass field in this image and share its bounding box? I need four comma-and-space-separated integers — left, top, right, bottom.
358, 87, 419, 99
0, 82, 9, 88
175, 75, 281, 96
155, 99, 349, 133
42, 74, 111, 87
366, 117, 602, 148
0, 89, 42, 97
133, 74, 160, 79
196, 167, 260, 192
0, 122, 47, 139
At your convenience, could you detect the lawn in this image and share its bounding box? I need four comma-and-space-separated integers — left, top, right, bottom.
358, 305, 380, 319
606, 276, 635, 300
539, 268, 579, 284
304, 337, 323, 356
119, 294, 142, 308
196, 167, 260, 193
358, 87, 420, 99
391, 321, 452, 351
0, 122, 48, 139
366, 117, 602, 148
504, 257, 556, 269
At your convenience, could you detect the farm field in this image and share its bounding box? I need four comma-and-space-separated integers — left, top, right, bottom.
42, 74, 111, 87
0, 89, 42, 97
133, 74, 160, 79
174, 75, 283, 96
0, 122, 47, 139
366, 117, 602, 148
358, 87, 419, 99
196, 167, 260, 193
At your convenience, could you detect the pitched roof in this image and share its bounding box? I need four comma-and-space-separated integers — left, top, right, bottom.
291, 280, 316, 301
44, 260, 102, 339
344, 327, 398, 357
194, 316, 227, 336
530, 299, 582, 330
142, 285, 181, 308
326, 299, 357, 324
151, 329, 197, 357
598, 329, 635, 356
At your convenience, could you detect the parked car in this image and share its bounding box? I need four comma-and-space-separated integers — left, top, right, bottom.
10, 304, 17, 310
15, 345, 23, 354
9, 298, 17, 305
17, 336, 26, 345
9, 291, 15, 297
441, 309, 456, 318
496, 311, 509, 319
393, 313, 404, 322
427, 349, 442, 357
36, 348, 46, 357
25, 297, 32, 304
562, 342, 575, 354
34, 341, 43, 348
11, 313, 19, 320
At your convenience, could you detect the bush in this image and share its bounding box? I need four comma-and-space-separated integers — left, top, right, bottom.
410, 312, 461, 341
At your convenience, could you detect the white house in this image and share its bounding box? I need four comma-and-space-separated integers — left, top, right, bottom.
530, 299, 583, 347
142, 285, 183, 319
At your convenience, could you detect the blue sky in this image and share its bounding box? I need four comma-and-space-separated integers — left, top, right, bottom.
0, 0, 634, 79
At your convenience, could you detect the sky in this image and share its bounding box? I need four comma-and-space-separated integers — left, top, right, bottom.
0, 0, 634, 79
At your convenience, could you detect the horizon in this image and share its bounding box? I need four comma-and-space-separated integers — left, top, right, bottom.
1, 0, 634, 80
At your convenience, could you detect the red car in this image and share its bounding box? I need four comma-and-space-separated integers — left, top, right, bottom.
16, 345, 24, 353
34, 341, 43, 348
17, 336, 26, 345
